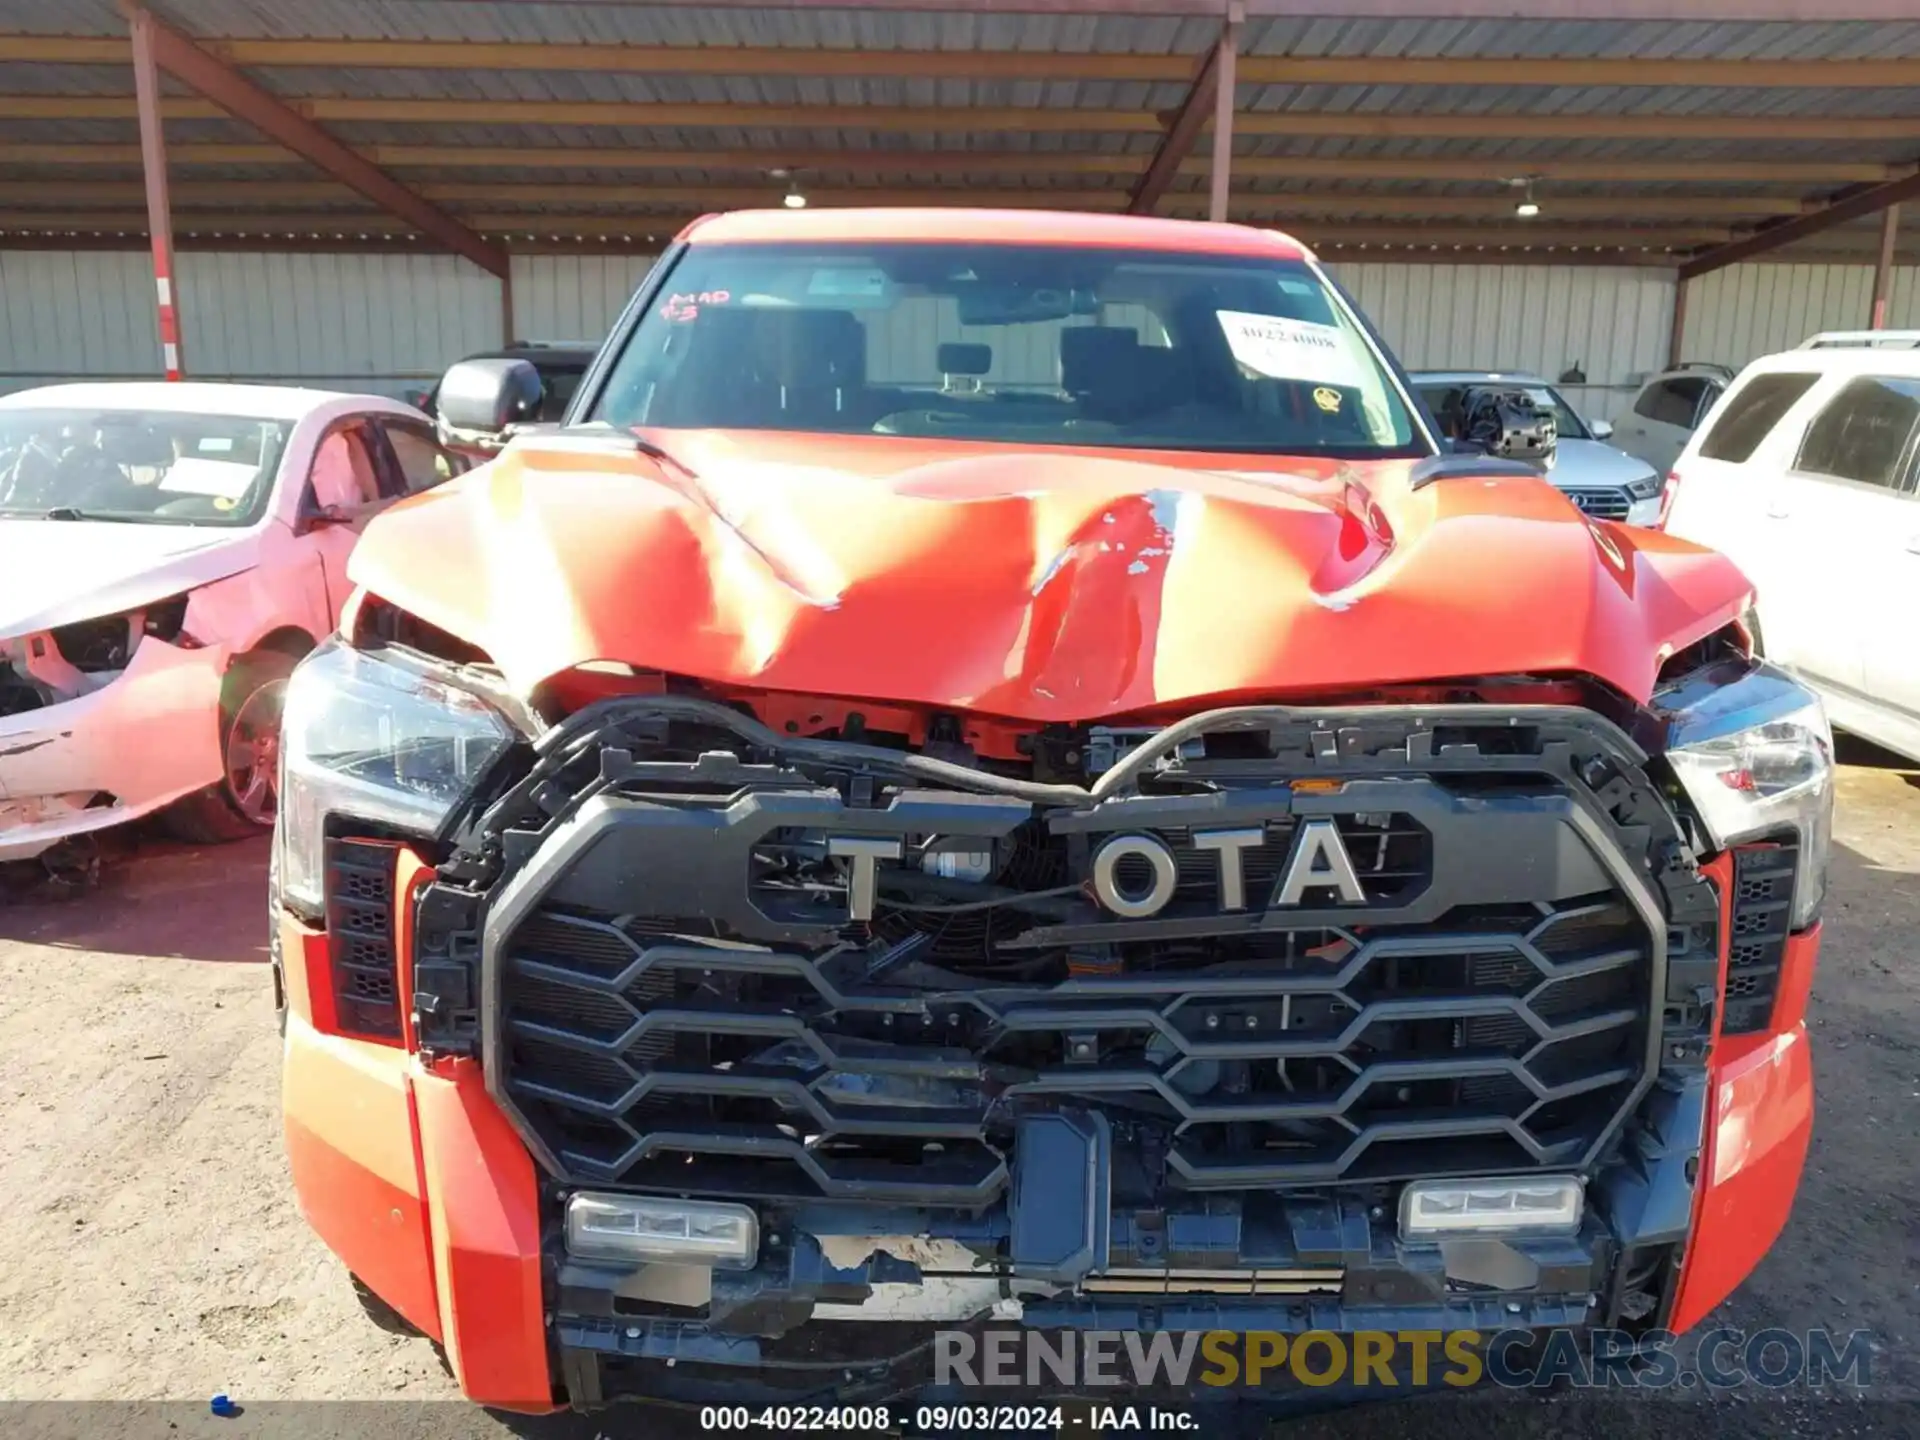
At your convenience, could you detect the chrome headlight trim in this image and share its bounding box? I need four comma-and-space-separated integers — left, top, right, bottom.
275, 638, 519, 915
1663, 662, 1833, 928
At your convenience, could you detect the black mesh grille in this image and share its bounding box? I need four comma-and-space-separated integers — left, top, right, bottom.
498, 841, 1651, 1204
462, 702, 1687, 1209
326, 838, 401, 1039
1722, 841, 1796, 1035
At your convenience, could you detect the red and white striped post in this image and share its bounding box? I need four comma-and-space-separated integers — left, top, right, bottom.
130, 8, 183, 380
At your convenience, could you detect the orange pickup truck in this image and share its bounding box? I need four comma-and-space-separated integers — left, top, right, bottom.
270, 208, 1826, 1416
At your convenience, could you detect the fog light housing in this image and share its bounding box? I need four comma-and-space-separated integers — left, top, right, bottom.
1398, 1175, 1584, 1240
564, 1193, 759, 1269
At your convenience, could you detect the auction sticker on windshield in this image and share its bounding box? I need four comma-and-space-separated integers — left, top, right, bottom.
1217, 311, 1368, 390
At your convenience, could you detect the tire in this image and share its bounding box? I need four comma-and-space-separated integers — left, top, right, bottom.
351, 1274, 424, 1337
267, 834, 288, 1037
165, 649, 299, 845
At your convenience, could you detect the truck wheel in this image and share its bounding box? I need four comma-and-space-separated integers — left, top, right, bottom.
351, 1274, 424, 1337
267, 834, 288, 1037
165, 650, 298, 844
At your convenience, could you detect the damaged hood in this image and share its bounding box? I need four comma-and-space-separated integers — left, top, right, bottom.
348, 430, 1753, 722
0, 518, 259, 639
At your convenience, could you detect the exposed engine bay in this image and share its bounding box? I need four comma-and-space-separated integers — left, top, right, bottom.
1457, 385, 1559, 468
0, 597, 189, 717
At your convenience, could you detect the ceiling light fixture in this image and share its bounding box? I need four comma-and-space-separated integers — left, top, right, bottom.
1510, 176, 1542, 219
771, 166, 807, 209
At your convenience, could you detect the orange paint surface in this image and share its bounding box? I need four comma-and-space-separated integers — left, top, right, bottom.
414, 1059, 554, 1412
1669, 862, 1818, 1334
350, 431, 1751, 721
678, 206, 1317, 259
282, 1014, 442, 1341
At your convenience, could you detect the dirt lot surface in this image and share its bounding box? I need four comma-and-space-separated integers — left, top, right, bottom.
1, 745, 1916, 1439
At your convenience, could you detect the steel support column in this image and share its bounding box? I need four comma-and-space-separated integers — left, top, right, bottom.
1208, 4, 1242, 222
1127, 2, 1241, 217
1871, 203, 1901, 328
130, 9, 182, 379
1667, 277, 1689, 369
117, 1, 507, 278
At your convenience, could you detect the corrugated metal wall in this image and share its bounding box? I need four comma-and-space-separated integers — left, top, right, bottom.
510, 254, 656, 345
2, 248, 1909, 413
1331, 262, 1678, 423
0, 251, 159, 393
0, 249, 498, 398
178, 252, 499, 395
1681, 263, 1920, 371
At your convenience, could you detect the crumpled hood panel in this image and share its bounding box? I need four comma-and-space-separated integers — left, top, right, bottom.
348, 430, 1753, 721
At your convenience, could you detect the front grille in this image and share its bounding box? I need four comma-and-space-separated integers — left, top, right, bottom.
467, 704, 1681, 1208
326, 838, 401, 1039
1722, 840, 1796, 1035
1561, 487, 1631, 520
499, 897, 1650, 1202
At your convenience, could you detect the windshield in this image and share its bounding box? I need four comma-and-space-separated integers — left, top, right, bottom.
1416, 382, 1592, 443
588, 243, 1427, 459
0, 407, 292, 526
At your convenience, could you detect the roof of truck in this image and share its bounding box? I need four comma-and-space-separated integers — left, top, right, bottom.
679, 207, 1312, 260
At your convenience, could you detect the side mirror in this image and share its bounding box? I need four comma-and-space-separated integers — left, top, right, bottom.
434, 358, 543, 449
1589, 418, 1615, 441
297, 502, 360, 535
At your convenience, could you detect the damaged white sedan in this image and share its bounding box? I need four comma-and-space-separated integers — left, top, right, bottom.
0, 382, 468, 864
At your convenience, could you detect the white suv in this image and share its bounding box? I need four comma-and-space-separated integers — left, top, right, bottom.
1610, 362, 1736, 475
1663, 331, 1920, 761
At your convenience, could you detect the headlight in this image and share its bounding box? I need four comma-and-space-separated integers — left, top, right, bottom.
1664, 663, 1833, 927
1625, 472, 1663, 500
277, 639, 516, 914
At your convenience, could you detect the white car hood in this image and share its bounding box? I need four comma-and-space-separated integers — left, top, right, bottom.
0, 519, 262, 638
1543, 438, 1660, 490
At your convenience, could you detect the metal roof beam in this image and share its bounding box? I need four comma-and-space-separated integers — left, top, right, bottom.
108, 3, 506, 276
1678, 168, 1920, 278
0, 211, 1736, 249
23, 36, 1917, 89
571, 0, 1920, 15
1127, 21, 1231, 215
0, 181, 1817, 220
1, 142, 1896, 187
10, 93, 1919, 142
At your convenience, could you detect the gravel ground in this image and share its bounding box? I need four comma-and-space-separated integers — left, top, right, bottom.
0, 745, 1916, 1439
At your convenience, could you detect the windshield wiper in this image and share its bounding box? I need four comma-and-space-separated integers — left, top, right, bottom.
41, 506, 93, 521
631, 434, 697, 479
557, 421, 698, 480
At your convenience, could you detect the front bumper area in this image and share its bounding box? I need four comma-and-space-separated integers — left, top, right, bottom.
0, 636, 226, 860
282, 916, 1818, 1414
281, 917, 552, 1412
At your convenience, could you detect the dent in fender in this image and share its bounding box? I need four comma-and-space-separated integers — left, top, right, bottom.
414, 1057, 555, 1413
281, 1014, 442, 1342
1668, 924, 1820, 1334
280, 907, 552, 1410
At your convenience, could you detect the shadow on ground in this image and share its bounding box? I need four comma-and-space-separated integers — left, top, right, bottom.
0, 830, 269, 965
